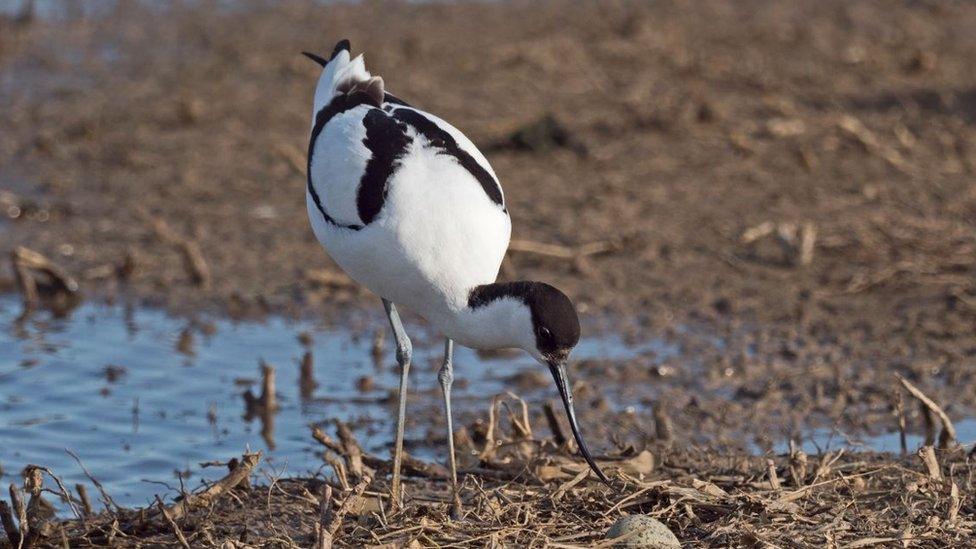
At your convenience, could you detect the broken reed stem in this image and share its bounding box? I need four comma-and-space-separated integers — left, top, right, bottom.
32, 467, 80, 519
0, 498, 20, 548
11, 249, 39, 308
335, 421, 366, 479
165, 452, 261, 521
508, 238, 622, 260
147, 215, 212, 288
260, 361, 278, 411
798, 222, 816, 266
543, 401, 570, 448
328, 475, 371, 538
948, 481, 961, 522
75, 484, 92, 518
311, 425, 450, 480
918, 446, 942, 481
371, 329, 385, 366
894, 393, 908, 455
155, 496, 191, 549
324, 453, 350, 492
789, 444, 808, 488
24, 467, 56, 546
480, 396, 500, 461
226, 458, 251, 491
508, 394, 534, 440
920, 401, 936, 447
314, 484, 334, 549
10, 246, 80, 309
300, 351, 317, 399
766, 460, 782, 490
10, 484, 27, 549
741, 221, 817, 266
897, 375, 956, 448
837, 115, 913, 174
653, 401, 674, 442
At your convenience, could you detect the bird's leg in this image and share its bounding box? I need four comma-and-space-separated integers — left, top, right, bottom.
438, 339, 461, 516
383, 299, 412, 509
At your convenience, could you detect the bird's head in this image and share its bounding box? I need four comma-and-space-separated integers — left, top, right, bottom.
467, 282, 609, 484
522, 282, 581, 365
468, 281, 579, 362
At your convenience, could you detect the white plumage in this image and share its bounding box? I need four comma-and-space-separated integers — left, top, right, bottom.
306, 45, 513, 349
303, 40, 608, 501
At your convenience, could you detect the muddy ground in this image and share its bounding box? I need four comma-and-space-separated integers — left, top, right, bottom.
1, 0, 976, 546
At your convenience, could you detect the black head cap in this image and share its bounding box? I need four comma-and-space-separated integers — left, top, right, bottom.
525, 283, 580, 359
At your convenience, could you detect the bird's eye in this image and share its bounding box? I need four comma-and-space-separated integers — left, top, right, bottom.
540, 327, 552, 339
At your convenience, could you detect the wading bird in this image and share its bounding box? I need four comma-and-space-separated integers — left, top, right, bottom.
303, 40, 609, 505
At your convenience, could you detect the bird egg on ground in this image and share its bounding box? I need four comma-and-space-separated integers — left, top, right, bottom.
605, 515, 680, 548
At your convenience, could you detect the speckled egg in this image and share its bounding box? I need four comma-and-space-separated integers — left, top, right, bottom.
605, 515, 680, 548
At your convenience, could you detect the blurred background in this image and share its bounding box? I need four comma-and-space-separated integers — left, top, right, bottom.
1, 0, 975, 509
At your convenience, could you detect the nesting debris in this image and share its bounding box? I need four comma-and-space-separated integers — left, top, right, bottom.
36, 424, 976, 547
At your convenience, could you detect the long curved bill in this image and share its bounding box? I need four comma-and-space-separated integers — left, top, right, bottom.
548, 360, 611, 485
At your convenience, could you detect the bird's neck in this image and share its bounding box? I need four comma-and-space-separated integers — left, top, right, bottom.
428, 283, 534, 352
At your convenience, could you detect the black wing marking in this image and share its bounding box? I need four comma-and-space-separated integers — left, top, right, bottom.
358, 110, 413, 224
307, 92, 379, 231
309, 98, 503, 230
392, 108, 505, 209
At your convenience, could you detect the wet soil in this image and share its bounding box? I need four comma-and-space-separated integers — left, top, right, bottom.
1, 0, 976, 546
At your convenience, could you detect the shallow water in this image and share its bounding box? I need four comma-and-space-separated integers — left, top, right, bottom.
0, 296, 669, 511
771, 419, 976, 456
2, 294, 967, 514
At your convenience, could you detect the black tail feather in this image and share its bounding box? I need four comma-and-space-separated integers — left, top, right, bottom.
302, 39, 350, 68
301, 51, 327, 67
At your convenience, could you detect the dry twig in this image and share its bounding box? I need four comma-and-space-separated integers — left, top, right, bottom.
165, 452, 261, 521
154, 495, 191, 549
66, 449, 121, 513
897, 375, 956, 448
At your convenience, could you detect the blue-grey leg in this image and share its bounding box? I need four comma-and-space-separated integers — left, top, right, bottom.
383, 299, 412, 508
438, 339, 458, 486
439, 338, 462, 517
